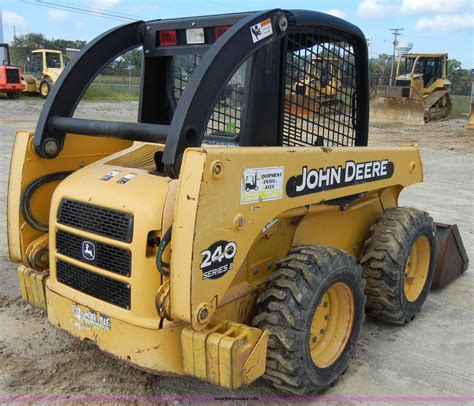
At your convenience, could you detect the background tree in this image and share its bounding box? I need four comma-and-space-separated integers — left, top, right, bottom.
10, 33, 87, 67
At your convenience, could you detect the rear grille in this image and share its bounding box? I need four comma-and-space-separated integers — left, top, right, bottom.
6, 68, 20, 84
56, 230, 131, 277
58, 199, 133, 242
57, 259, 131, 309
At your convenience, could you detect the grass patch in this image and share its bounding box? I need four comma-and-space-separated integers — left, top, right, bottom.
451, 95, 471, 117
80, 74, 140, 101
82, 84, 139, 101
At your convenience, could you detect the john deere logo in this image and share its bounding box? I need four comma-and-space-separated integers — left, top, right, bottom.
82, 241, 96, 261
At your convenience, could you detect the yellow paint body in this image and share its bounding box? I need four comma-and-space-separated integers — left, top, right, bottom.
7, 130, 424, 388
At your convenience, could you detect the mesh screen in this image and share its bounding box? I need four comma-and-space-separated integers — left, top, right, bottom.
283, 31, 358, 147
172, 55, 246, 138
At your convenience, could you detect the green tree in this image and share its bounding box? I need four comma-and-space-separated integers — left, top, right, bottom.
447, 59, 471, 96
9, 33, 86, 67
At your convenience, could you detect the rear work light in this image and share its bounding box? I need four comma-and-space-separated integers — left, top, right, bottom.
215, 25, 231, 40
159, 30, 177, 46
186, 28, 205, 44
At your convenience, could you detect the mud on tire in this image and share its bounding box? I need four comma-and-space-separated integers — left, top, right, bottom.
252, 245, 366, 395
361, 207, 436, 324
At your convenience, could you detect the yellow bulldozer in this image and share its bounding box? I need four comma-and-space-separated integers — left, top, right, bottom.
286, 56, 342, 119
371, 53, 452, 125
7, 10, 468, 395
22, 49, 64, 98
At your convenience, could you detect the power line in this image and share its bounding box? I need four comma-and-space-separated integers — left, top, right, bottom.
20, 0, 144, 22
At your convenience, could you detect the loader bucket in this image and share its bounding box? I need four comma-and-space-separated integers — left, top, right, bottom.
370, 96, 425, 126
431, 223, 469, 289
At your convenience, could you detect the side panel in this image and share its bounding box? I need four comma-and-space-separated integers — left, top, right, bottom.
170, 145, 423, 329
293, 192, 385, 257
7, 130, 132, 264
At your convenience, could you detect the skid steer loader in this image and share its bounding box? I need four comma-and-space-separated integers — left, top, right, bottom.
7, 9, 468, 395
371, 53, 452, 125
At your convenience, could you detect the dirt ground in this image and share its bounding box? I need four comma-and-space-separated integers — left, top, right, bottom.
0, 98, 473, 403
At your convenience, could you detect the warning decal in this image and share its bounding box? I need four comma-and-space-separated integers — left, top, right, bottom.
241, 166, 284, 205
250, 18, 273, 43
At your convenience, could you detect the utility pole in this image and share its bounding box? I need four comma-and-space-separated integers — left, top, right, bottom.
389, 28, 403, 86
0, 6, 5, 63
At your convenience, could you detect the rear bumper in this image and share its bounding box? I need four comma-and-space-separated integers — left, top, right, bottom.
1, 83, 25, 92
46, 285, 185, 375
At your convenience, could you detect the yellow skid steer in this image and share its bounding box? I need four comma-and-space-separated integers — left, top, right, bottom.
7, 10, 468, 395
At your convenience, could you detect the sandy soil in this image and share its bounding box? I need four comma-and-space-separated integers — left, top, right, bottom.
0, 98, 473, 403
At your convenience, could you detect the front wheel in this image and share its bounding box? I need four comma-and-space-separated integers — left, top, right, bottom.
361, 207, 436, 324
39, 79, 52, 99
253, 245, 365, 395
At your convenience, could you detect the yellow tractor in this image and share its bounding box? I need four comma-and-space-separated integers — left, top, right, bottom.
22, 49, 64, 98
371, 53, 452, 125
286, 56, 342, 119
7, 10, 468, 395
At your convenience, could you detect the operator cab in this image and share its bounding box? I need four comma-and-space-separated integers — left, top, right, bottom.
33, 9, 369, 177
397, 54, 447, 87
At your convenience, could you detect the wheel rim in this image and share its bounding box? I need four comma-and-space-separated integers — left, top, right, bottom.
309, 282, 355, 368
404, 236, 431, 302
41, 83, 49, 96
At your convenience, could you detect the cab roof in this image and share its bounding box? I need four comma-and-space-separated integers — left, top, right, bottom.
400, 53, 448, 58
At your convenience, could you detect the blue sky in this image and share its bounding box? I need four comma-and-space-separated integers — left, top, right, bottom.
1, 0, 472, 67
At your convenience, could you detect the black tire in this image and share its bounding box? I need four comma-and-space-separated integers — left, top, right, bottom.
252, 245, 365, 395
7, 91, 21, 99
361, 207, 436, 324
39, 79, 52, 99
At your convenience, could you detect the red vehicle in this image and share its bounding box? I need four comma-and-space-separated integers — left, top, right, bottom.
0, 43, 25, 98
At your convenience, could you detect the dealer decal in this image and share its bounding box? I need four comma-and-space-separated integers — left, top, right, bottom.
200, 240, 237, 280
286, 159, 394, 198
241, 166, 284, 205
72, 303, 111, 331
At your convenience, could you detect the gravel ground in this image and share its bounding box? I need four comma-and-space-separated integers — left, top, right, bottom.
0, 97, 473, 404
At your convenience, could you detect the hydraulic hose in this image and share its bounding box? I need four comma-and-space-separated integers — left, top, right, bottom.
156, 226, 172, 277
20, 171, 73, 233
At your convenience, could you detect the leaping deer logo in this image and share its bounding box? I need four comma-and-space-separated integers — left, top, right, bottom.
82, 241, 96, 261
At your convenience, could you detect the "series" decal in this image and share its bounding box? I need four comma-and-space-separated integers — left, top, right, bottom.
286, 159, 394, 198
200, 240, 237, 280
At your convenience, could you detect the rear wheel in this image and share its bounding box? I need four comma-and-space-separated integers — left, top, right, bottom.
253, 245, 365, 395
39, 79, 52, 99
7, 91, 20, 99
361, 207, 436, 324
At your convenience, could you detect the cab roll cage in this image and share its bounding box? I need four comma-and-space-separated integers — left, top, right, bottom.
33, 9, 369, 178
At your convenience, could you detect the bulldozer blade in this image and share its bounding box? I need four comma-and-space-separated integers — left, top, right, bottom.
285, 94, 320, 120
431, 223, 469, 290
370, 97, 425, 126
465, 102, 474, 130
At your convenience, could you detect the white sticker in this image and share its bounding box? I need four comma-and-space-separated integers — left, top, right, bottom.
101, 170, 119, 181
117, 173, 136, 184
241, 166, 284, 205
250, 18, 273, 43
262, 218, 279, 234
72, 304, 111, 331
